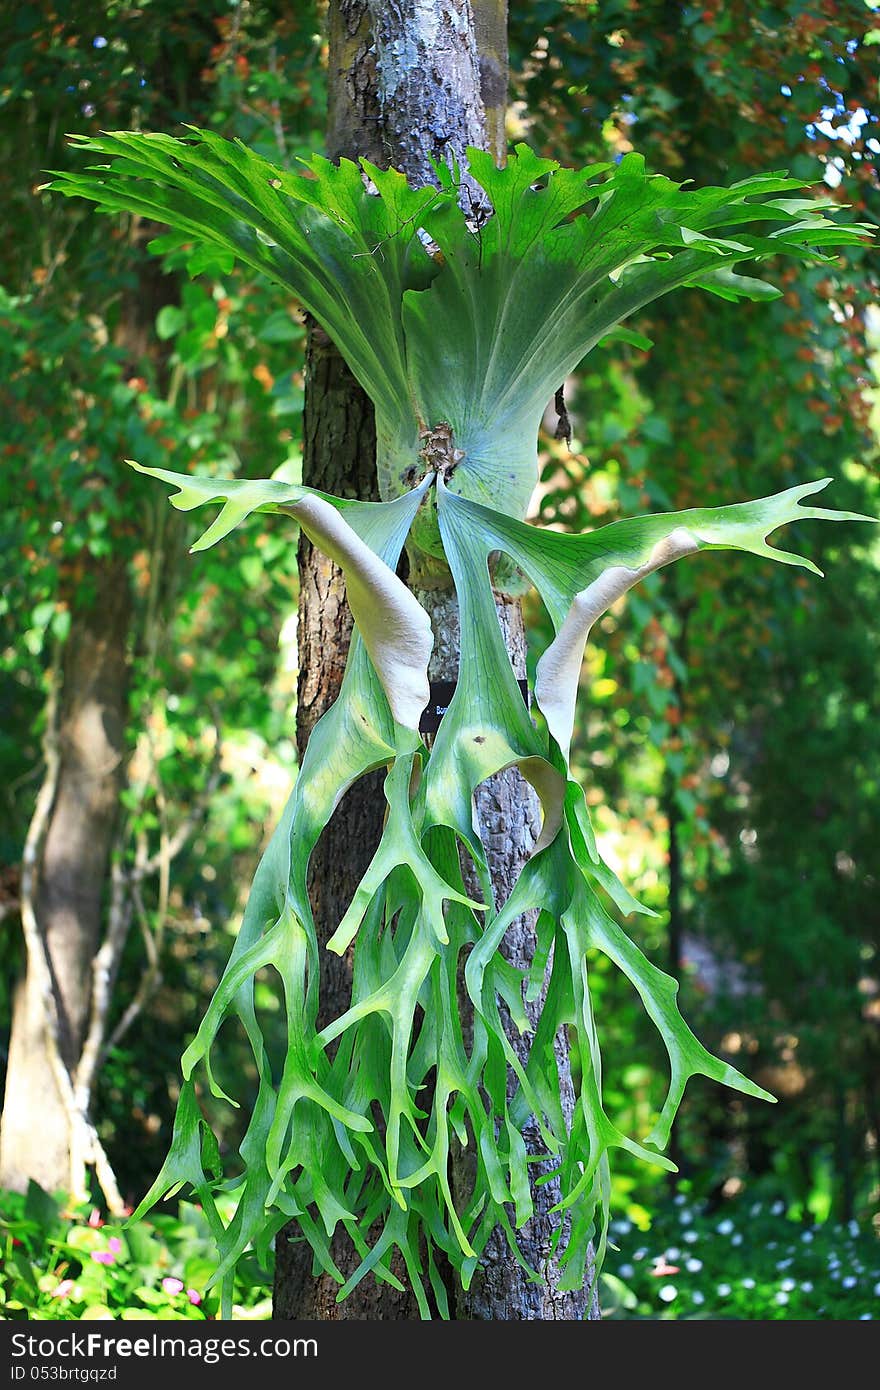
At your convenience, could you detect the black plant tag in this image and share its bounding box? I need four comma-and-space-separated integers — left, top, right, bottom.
419, 679, 530, 734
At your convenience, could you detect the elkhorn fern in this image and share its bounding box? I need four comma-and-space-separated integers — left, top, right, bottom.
49, 135, 874, 1316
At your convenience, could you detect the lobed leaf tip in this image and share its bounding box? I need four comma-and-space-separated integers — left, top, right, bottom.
799, 475, 832, 497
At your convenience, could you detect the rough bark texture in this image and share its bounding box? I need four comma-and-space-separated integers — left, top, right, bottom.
275, 0, 595, 1320
366, 0, 486, 188
418, 591, 596, 1319
326, 0, 384, 164
272, 315, 423, 1318
0, 559, 131, 1193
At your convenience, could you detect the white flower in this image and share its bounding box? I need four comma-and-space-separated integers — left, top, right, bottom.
618, 1264, 634, 1279
666, 1247, 681, 1260
859, 1313, 873, 1320
679, 1211, 693, 1226
692, 1291, 705, 1305
658, 1285, 677, 1303
634, 1248, 647, 1261
717, 1283, 732, 1297
874, 1282, 880, 1298
801, 1230, 814, 1243
774, 1291, 789, 1306
780, 1278, 796, 1292
684, 1230, 699, 1244
848, 1221, 859, 1238
615, 1220, 632, 1236
771, 1201, 785, 1215
717, 1219, 734, 1235
731, 1234, 743, 1246
674, 1194, 687, 1206
776, 1258, 792, 1271
741, 1278, 756, 1290
842, 1276, 857, 1289
800, 1282, 813, 1292
686, 1259, 703, 1273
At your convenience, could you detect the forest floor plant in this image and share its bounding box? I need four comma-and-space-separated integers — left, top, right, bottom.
48, 134, 874, 1317
3, 1182, 877, 1321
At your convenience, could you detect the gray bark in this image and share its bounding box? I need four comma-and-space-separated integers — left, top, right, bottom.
417, 591, 596, 1319
273, 318, 422, 1318
366, 0, 486, 187
0, 558, 131, 1194
275, 0, 596, 1320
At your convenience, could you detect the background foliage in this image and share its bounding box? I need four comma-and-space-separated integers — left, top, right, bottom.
1, 0, 878, 1317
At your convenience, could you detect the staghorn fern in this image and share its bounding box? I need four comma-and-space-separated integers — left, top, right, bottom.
48, 135, 874, 1316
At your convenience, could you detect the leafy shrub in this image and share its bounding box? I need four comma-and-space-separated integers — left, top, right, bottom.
0, 1184, 271, 1321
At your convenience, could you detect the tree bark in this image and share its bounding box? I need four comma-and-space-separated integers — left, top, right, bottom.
272, 314, 423, 1318
418, 590, 596, 1318
366, 0, 486, 186
272, 1, 410, 1320
275, 0, 595, 1320
0, 558, 131, 1194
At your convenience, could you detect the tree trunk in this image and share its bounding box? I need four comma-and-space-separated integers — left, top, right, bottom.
0, 558, 131, 1195
274, 0, 596, 1320
272, 312, 422, 1317
416, 591, 596, 1319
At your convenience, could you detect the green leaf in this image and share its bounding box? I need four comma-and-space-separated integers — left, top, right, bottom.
598, 326, 655, 351
186, 244, 235, 277
257, 309, 303, 343
129, 461, 434, 729
127, 463, 875, 1313
48, 130, 445, 481
687, 265, 782, 301
24, 1181, 59, 1230
404, 147, 870, 520
50, 134, 871, 525
72, 131, 874, 1315
155, 305, 185, 339
436, 476, 875, 758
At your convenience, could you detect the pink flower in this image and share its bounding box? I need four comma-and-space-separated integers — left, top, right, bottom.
186, 1289, 202, 1306
52, 1279, 75, 1298
162, 1277, 184, 1296
108, 1237, 122, 1254
91, 1250, 115, 1266
88, 1209, 104, 1228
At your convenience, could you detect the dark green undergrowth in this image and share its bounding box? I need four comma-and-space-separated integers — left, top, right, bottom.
0, 1185, 271, 1321
603, 1187, 880, 1320
3, 1181, 876, 1320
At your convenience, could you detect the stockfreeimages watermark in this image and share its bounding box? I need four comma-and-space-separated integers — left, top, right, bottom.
10, 1331, 317, 1371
